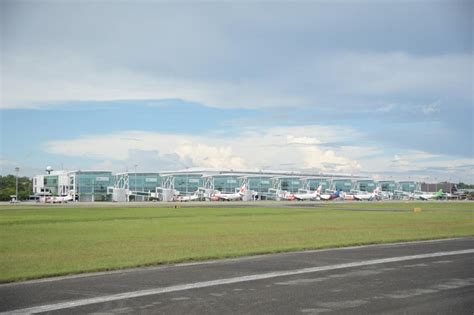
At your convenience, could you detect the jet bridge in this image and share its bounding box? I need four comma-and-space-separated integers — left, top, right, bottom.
300, 177, 330, 193
271, 176, 302, 193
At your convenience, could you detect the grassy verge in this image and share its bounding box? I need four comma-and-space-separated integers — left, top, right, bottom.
0, 202, 473, 283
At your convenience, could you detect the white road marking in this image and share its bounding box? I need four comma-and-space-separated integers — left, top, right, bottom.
3, 249, 474, 314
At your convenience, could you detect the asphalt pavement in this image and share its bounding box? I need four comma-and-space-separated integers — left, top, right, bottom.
1, 238, 473, 314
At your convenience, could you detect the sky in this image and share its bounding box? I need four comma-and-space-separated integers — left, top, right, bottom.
0, 0, 473, 183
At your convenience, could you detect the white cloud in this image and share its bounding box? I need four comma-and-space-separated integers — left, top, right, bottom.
286, 135, 321, 145
2, 52, 471, 110
174, 143, 247, 170
422, 100, 441, 115
45, 131, 247, 170
301, 147, 361, 172
43, 124, 474, 182
358, 150, 474, 179
391, 154, 410, 169
44, 125, 363, 174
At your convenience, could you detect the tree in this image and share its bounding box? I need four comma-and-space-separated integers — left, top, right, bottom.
457, 182, 474, 189
0, 175, 33, 201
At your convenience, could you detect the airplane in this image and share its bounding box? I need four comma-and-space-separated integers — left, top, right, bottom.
271, 189, 294, 201
51, 194, 74, 203
392, 190, 413, 200
290, 185, 322, 201
212, 183, 248, 201
416, 189, 444, 201
353, 187, 381, 201
319, 189, 341, 201
178, 191, 200, 202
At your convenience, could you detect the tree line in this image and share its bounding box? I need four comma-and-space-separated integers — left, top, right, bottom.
0, 175, 33, 201
457, 182, 474, 189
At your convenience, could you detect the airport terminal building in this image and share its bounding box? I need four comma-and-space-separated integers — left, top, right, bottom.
31, 168, 423, 202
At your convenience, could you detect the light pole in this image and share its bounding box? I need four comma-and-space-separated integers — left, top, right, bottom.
14, 167, 19, 202
134, 164, 138, 193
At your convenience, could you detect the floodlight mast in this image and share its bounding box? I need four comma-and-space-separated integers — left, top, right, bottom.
134, 164, 138, 194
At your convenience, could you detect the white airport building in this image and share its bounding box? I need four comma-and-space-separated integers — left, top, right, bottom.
31, 167, 424, 202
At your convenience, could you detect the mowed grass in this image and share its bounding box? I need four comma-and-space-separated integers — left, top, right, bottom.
0, 202, 473, 283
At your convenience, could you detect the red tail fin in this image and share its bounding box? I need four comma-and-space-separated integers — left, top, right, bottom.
316, 185, 322, 194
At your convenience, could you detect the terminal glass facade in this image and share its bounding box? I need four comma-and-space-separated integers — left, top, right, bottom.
75, 171, 113, 202
247, 176, 273, 195
279, 177, 301, 193
128, 173, 161, 193
305, 178, 330, 192
379, 181, 397, 192
44, 175, 59, 195
355, 180, 376, 192
173, 174, 204, 194
32, 169, 429, 202
332, 179, 353, 192
212, 176, 241, 193
398, 181, 417, 192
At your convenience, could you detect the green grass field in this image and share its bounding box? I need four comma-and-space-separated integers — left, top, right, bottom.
0, 202, 473, 283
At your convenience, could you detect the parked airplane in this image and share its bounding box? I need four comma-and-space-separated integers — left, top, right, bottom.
51, 194, 74, 203
178, 192, 200, 202
319, 189, 341, 201
353, 187, 381, 201
416, 189, 444, 200
274, 190, 295, 201
291, 185, 322, 201
392, 190, 413, 200
212, 184, 248, 201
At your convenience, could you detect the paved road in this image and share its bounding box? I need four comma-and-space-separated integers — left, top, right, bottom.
1, 238, 473, 314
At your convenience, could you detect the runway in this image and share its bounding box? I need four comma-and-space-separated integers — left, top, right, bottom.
1, 238, 473, 314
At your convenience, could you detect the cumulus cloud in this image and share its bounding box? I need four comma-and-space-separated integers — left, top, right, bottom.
45, 131, 248, 170
174, 143, 247, 170
43, 125, 474, 182
301, 147, 361, 172
44, 125, 364, 173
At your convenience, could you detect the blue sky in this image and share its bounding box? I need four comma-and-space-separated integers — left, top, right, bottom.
1, 0, 473, 183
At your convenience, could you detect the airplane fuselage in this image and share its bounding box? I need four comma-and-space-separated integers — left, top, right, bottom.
320, 192, 340, 201
353, 193, 374, 201
52, 195, 73, 203
179, 195, 199, 202
292, 193, 318, 201
213, 192, 242, 201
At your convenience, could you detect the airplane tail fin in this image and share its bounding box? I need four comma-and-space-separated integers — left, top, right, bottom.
316, 185, 322, 195
239, 183, 247, 194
